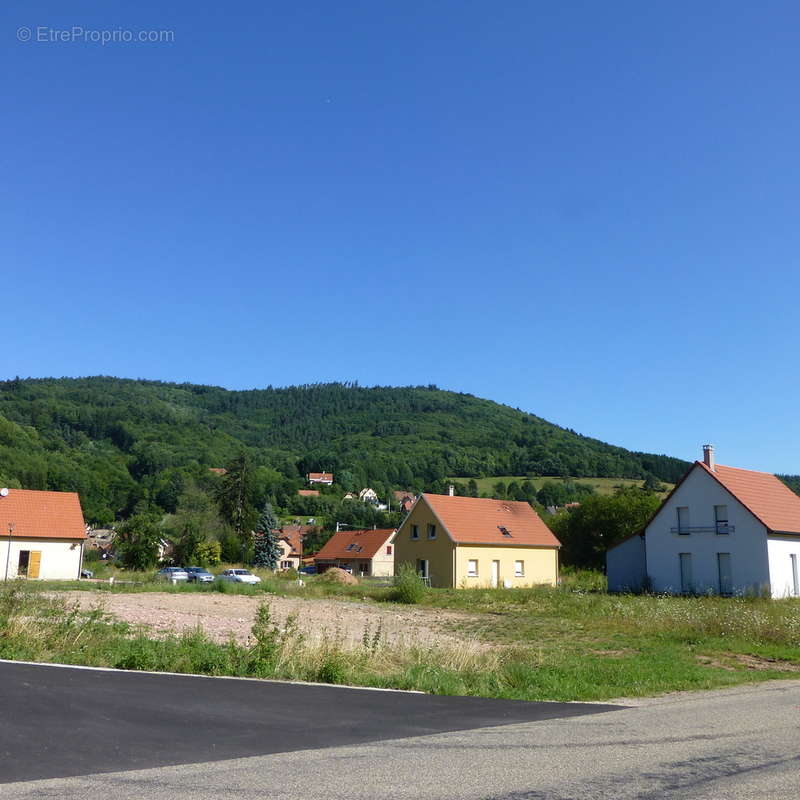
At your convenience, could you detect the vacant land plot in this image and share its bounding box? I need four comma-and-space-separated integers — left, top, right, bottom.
59, 590, 474, 649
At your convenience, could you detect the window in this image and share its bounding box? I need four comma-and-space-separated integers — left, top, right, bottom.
410, 525, 419, 540
17, 550, 30, 577
386, 545, 392, 555
499, 526, 512, 538
427, 524, 436, 540
792, 554, 799, 597
677, 507, 690, 534
514, 560, 524, 577
417, 559, 429, 579
714, 505, 729, 534
467, 559, 478, 577
717, 553, 732, 596
679, 553, 693, 593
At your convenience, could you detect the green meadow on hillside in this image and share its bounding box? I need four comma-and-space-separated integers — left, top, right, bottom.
447, 475, 675, 497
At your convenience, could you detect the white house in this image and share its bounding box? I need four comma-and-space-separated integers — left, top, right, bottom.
607, 445, 800, 598
358, 488, 379, 504
0, 488, 87, 580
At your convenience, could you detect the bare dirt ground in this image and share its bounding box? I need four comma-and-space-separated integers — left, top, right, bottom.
57, 591, 477, 649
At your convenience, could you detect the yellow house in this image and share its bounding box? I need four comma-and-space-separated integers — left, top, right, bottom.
394, 493, 560, 588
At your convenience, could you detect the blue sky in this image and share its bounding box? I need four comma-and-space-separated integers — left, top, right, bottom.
4, 1, 800, 473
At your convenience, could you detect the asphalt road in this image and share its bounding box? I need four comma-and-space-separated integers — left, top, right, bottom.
3, 661, 800, 799
0, 660, 616, 784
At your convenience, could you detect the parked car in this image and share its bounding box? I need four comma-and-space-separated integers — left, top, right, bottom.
156, 567, 189, 582
184, 566, 215, 583
298, 565, 317, 575
217, 568, 261, 584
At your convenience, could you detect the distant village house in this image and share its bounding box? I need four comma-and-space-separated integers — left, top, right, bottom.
307, 472, 333, 485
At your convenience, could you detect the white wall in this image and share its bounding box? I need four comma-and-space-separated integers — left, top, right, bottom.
645, 466, 770, 595
767, 536, 800, 598
0, 538, 83, 580
370, 542, 394, 576
607, 534, 646, 592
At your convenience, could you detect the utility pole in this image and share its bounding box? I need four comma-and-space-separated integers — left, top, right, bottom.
4, 523, 14, 581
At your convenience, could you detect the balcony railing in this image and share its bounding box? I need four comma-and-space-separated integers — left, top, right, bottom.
670, 524, 735, 535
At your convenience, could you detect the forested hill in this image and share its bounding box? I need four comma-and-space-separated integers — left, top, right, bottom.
0, 377, 689, 523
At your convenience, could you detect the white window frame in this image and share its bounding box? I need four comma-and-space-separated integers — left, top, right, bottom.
467, 559, 478, 578
514, 560, 524, 577
677, 507, 690, 534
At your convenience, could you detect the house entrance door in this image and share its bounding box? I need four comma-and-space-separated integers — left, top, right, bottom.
491, 560, 500, 588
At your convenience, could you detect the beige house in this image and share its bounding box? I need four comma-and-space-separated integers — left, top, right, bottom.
394, 493, 560, 588
275, 527, 303, 571
0, 488, 87, 580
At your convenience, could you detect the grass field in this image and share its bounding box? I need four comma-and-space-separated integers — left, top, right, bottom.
447, 475, 675, 496
5, 570, 800, 702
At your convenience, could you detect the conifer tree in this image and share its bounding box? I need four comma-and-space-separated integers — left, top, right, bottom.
253, 501, 282, 569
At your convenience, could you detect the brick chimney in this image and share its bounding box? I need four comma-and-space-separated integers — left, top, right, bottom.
702, 444, 715, 472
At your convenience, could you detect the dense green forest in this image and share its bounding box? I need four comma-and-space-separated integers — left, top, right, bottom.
0, 376, 693, 524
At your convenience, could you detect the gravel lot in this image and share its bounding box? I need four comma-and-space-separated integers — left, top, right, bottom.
59, 591, 475, 649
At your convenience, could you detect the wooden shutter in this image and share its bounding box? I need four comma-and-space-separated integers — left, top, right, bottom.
28, 551, 42, 579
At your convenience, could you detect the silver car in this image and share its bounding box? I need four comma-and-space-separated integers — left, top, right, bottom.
184, 566, 215, 583
156, 567, 189, 582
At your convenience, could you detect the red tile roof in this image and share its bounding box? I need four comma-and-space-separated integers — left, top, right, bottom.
297, 489, 320, 497
697, 461, 800, 534
314, 529, 395, 561
208, 468, 227, 475
0, 489, 87, 540
394, 491, 416, 501
421, 494, 561, 547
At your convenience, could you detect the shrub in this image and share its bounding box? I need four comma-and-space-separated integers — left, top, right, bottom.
392, 563, 426, 604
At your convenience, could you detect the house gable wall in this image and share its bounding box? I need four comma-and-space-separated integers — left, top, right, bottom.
394, 500, 455, 587
645, 465, 769, 594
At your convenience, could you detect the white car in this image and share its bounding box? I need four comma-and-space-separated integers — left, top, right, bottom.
217, 568, 262, 584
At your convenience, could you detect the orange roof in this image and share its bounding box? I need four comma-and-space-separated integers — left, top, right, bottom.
0, 489, 87, 540
208, 468, 227, 475
697, 461, 800, 533
421, 494, 561, 547
297, 489, 320, 497
276, 525, 306, 555
314, 529, 395, 561
307, 472, 333, 481
394, 490, 416, 501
